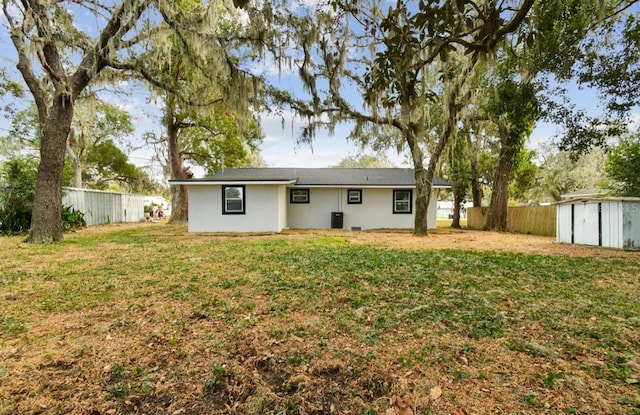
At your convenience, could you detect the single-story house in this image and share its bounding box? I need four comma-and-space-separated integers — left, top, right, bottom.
170, 168, 451, 233
556, 197, 640, 249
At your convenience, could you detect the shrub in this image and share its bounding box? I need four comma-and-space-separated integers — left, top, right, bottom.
0, 157, 37, 234
0, 157, 85, 234
62, 205, 87, 231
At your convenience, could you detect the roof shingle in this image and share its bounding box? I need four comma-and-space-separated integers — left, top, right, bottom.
183, 168, 450, 187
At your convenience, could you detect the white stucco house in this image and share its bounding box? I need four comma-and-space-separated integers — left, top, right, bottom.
170, 168, 451, 233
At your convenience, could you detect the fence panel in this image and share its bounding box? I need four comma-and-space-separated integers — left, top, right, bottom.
467, 207, 488, 229
62, 187, 146, 226
467, 205, 556, 236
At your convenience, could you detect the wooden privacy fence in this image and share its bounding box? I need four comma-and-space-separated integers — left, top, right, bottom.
62, 187, 146, 226
467, 205, 556, 237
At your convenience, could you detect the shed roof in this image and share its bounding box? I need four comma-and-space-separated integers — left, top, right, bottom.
172, 168, 451, 188
560, 188, 610, 199
555, 196, 640, 205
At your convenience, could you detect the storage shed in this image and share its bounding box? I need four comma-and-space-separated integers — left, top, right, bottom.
556, 197, 640, 249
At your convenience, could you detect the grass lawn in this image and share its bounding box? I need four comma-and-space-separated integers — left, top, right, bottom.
0, 224, 638, 414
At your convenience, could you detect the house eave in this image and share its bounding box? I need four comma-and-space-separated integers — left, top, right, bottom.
289, 184, 450, 189
169, 180, 297, 186
169, 180, 450, 189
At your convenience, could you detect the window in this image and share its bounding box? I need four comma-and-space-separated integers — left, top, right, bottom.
290, 188, 310, 204
347, 189, 362, 204
223, 185, 245, 214
393, 189, 412, 214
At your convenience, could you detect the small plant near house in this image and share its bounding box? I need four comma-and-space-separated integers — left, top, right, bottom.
2, 315, 26, 335
110, 362, 125, 377
204, 364, 226, 394
523, 393, 538, 406
543, 371, 563, 389
107, 382, 129, 399
61, 205, 86, 231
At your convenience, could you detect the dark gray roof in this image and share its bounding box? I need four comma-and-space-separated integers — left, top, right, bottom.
182, 168, 450, 187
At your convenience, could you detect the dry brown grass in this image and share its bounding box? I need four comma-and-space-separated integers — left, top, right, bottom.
0, 223, 638, 415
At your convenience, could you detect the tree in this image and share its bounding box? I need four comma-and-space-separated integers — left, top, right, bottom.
0, 102, 39, 158
3, 1, 158, 242
527, 0, 640, 156
66, 95, 134, 188
509, 148, 538, 202
0, 157, 38, 233
0, 67, 24, 121
0, 156, 73, 234
1, 99, 141, 190
605, 132, 640, 196
127, 0, 269, 223
444, 130, 472, 229
529, 141, 607, 202
483, 79, 539, 231
276, 0, 535, 235
332, 154, 395, 168
161, 98, 262, 223
84, 139, 150, 191
3, 0, 264, 242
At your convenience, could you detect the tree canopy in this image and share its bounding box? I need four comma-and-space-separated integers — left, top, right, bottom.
3, 0, 640, 240
2, 0, 275, 242
605, 132, 640, 197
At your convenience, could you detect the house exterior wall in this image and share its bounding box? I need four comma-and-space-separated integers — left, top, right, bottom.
286, 187, 439, 230
188, 184, 285, 232
277, 186, 288, 231
287, 188, 341, 229
340, 188, 414, 230
188, 184, 441, 232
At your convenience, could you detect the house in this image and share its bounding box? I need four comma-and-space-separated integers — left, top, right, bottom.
556, 197, 640, 249
170, 168, 450, 233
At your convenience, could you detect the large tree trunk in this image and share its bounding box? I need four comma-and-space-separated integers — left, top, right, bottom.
406, 132, 429, 235
413, 166, 430, 236
66, 130, 85, 188
451, 187, 463, 229
484, 121, 513, 232
26, 95, 74, 243
167, 114, 189, 224
470, 155, 483, 207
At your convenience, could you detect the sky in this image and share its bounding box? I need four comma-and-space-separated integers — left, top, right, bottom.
1, 2, 639, 180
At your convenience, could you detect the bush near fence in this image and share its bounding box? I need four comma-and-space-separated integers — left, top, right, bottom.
467, 205, 556, 237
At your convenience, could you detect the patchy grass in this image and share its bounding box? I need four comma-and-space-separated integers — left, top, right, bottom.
0, 224, 639, 414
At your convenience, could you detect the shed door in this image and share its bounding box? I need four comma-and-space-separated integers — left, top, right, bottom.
573, 203, 600, 246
